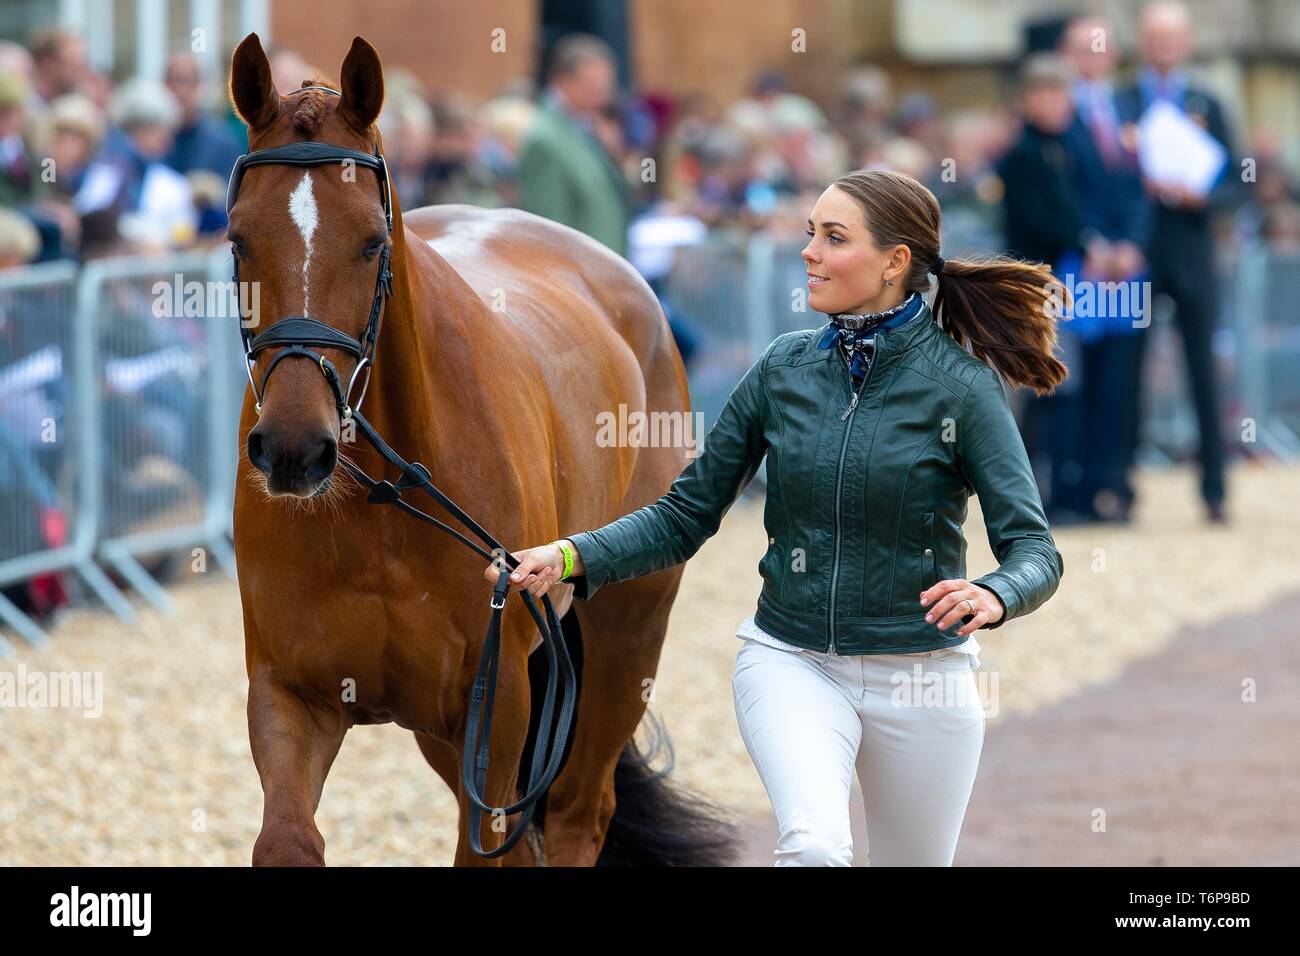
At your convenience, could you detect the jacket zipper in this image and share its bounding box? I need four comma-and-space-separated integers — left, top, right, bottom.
827, 340, 876, 661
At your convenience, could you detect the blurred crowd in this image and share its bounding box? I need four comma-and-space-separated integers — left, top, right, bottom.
0, 30, 244, 263
3, 19, 1292, 272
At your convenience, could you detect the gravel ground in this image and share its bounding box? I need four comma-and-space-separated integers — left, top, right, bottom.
2, 461, 1298, 865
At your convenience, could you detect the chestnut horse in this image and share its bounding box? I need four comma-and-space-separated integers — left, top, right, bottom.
227, 34, 735, 865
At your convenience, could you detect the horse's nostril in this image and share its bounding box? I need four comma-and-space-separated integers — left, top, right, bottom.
247, 431, 271, 474
303, 437, 338, 484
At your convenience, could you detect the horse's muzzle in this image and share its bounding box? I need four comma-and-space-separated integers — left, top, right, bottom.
247, 427, 338, 497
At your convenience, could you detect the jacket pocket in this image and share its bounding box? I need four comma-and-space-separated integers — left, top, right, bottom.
920, 511, 937, 593
759, 535, 779, 592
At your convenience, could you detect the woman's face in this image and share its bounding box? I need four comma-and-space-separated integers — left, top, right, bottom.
802, 185, 907, 315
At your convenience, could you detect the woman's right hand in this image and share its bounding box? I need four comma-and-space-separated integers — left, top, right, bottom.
483, 542, 567, 598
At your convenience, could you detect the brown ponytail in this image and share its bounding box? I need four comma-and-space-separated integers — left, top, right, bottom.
832, 169, 1069, 396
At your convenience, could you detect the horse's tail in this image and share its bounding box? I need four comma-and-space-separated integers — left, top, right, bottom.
596, 710, 741, 867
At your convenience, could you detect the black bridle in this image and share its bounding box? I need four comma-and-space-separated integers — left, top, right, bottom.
228, 131, 393, 419
227, 88, 576, 859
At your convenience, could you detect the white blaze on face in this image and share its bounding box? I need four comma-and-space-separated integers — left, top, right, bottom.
288, 171, 318, 313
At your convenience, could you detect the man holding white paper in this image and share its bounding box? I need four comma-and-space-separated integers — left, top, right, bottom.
1116, 0, 1235, 524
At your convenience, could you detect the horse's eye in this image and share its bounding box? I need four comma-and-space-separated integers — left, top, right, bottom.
362, 239, 386, 261
229, 236, 249, 260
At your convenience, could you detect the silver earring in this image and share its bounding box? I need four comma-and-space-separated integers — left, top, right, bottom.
884, 278, 894, 287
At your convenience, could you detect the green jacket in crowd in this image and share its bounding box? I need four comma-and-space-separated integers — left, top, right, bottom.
517, 94, 630, 258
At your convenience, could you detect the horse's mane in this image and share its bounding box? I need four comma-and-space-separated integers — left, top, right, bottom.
291, 77, 339, 136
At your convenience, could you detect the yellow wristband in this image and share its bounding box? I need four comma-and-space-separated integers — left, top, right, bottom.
556, 540, 575, 581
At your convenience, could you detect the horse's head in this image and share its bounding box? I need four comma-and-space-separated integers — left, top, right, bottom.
228, 33, 392, 499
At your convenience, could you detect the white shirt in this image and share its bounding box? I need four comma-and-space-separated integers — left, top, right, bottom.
735, 614, 982, 669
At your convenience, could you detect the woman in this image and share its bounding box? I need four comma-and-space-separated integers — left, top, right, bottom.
484, 168, 1067, 866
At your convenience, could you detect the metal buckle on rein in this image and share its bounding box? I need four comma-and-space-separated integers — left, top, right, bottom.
490, 568, 511, 609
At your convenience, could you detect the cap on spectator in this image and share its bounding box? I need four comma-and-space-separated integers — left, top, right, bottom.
0, 208, 40, 265
110, 77, 181, 131
0, 70, 29, 109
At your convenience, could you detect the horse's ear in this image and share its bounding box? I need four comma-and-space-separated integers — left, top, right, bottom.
230, 33, 280, 131
338, 36, 384, 134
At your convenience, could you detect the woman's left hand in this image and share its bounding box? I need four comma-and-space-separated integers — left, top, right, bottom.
919, 579, 1005, 636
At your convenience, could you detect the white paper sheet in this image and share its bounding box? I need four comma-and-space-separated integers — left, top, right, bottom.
1137, 99, 1227, 196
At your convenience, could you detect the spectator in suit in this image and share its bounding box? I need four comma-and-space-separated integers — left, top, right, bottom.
1058, 14, 1152, 523
996, 54, 1095, 523
517, 34, 631, 258
1116, 0, 1234, 523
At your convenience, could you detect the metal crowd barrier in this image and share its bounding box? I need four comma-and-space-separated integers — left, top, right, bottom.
1234, 243, 1300, 457
664, 236, 827, 493
662, 234, 760, 433
0, 249, 242, 651
90, 250, 239, 614
0, 261, 132, 651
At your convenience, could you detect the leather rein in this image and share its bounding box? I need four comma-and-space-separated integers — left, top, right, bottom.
227, 92, 576, 859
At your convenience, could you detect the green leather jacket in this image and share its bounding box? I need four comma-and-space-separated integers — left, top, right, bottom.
565, 299, 1064, 655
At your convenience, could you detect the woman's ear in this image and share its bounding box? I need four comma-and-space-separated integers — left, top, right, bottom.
887, 244, 912, 282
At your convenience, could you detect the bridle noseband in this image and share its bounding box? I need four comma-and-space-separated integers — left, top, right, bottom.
228, 88, 394, 421
227, 87, 576, 860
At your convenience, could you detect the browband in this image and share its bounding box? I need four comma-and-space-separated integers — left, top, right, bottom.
226, 141, 393, 232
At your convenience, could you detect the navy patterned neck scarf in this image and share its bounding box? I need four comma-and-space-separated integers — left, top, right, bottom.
816, 292, 923, 380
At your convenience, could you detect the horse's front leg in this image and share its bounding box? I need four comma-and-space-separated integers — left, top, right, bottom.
248, 666, 348, 866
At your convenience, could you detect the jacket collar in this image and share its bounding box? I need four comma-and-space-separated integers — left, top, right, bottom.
817, 291, 922, 343
812, 295, 939, 367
